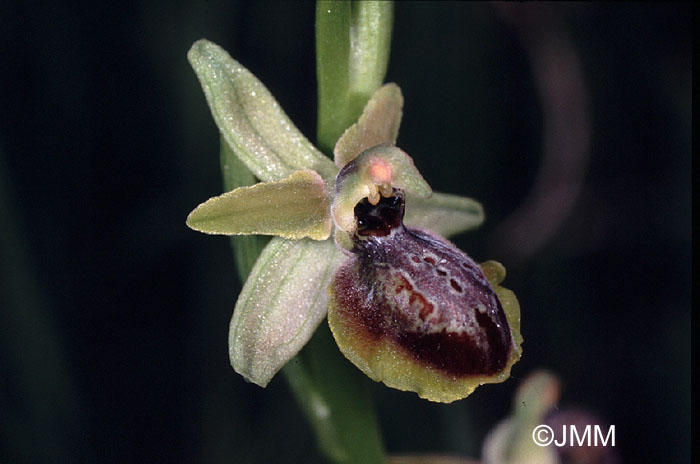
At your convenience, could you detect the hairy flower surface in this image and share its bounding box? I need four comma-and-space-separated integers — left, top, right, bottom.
186, 39, 522, 402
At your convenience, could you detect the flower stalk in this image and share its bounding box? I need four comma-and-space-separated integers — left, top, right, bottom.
316, 0, 393, 154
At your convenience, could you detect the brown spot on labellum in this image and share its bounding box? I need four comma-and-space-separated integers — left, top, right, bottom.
394, 274, 413, 293
409, 292, 434, 321
461, 261, 477, 271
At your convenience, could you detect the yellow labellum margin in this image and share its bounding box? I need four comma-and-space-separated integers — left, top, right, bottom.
187, 39, 513, 393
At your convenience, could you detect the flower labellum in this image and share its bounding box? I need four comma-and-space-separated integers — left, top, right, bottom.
328, 152, 522, 403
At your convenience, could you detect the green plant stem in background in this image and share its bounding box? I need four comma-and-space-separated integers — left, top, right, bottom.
316, 0, 393, 154
0, 151, 85, 462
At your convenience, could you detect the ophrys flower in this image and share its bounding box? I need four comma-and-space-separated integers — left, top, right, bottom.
186, 39, 522, 403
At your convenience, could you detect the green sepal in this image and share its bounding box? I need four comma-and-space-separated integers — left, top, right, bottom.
186, 170, 332, 241
229, 237, 344, 387
188, 39, 337, 182
219, 136, 272, 278
404, 191, 484, 238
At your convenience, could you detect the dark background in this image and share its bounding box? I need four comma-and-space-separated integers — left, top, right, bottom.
1, 2, 691, 463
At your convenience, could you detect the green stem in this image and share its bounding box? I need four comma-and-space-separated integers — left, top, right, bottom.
316, 0, 393, 154
283, 323, 384, 463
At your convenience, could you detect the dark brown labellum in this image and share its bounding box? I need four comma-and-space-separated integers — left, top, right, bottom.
332, 190, 514, 379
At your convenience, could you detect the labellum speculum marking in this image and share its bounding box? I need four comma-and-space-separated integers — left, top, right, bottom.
328, 150, 521, 403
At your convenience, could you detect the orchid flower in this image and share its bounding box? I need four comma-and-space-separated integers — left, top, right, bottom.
186, 39, 522, 403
